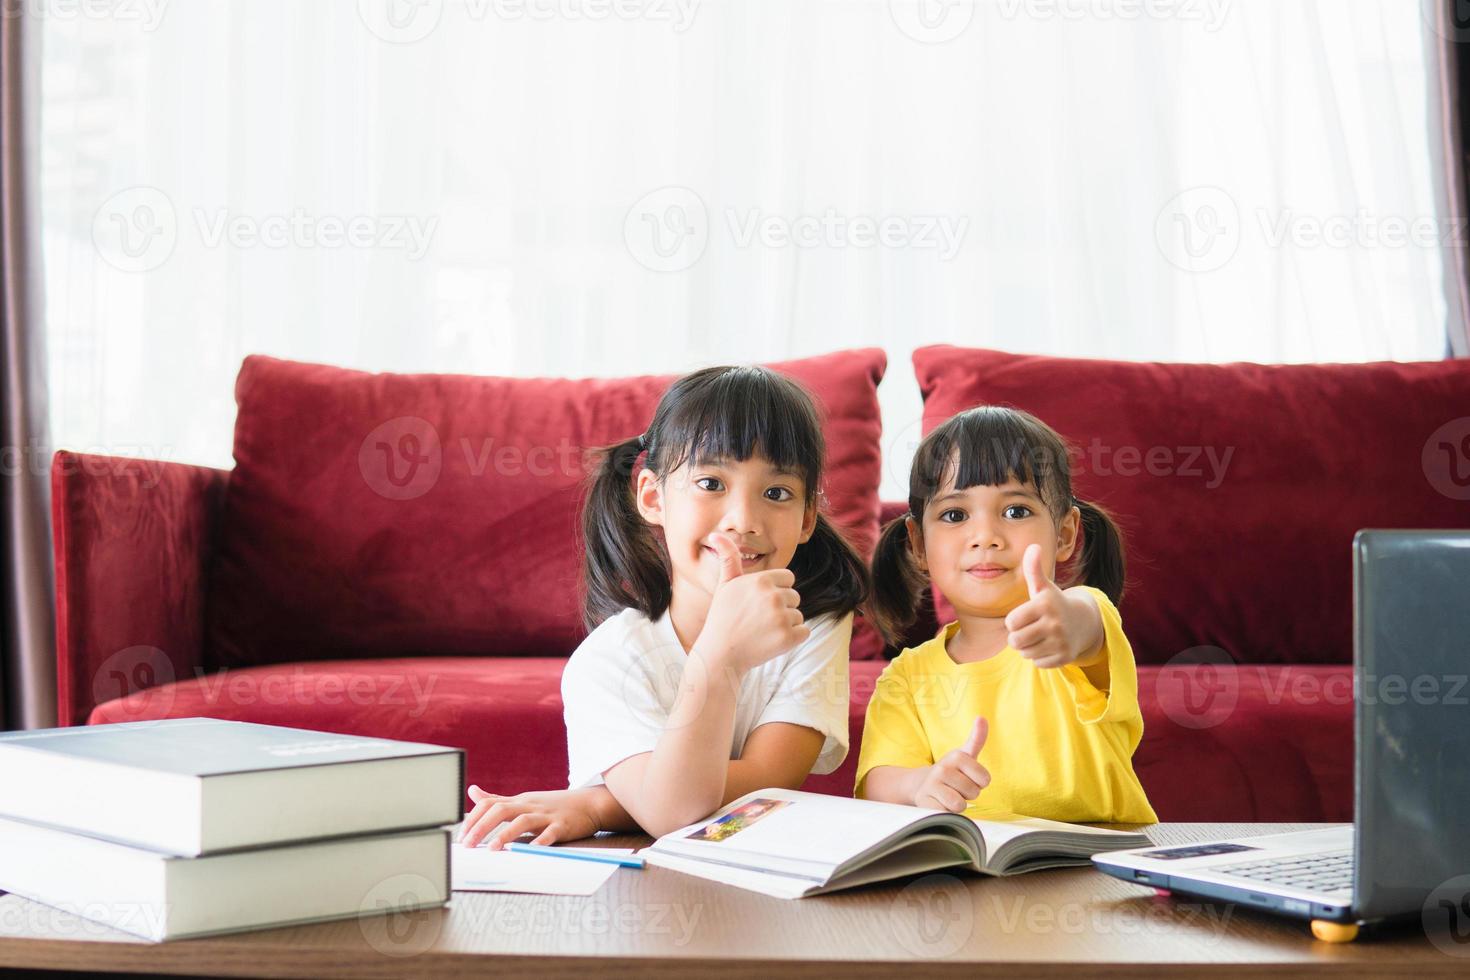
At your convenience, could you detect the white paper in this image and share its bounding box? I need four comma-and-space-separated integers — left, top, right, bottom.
644, 849, 815, 900
967, 812, 1143, 849
451, 844, 637, 895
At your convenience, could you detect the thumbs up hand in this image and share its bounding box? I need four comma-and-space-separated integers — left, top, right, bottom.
913, 716, 991, 812
1003, 543, 1104, 669
710, 529, 751, 587
695, 532, 809, 675
1020, 541, 1060, 601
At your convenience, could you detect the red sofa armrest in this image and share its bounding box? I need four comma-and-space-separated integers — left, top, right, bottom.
51, 452, 229, 726
877, 500, 939, 654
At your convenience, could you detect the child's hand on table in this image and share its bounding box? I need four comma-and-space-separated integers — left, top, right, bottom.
457, 785, 603, 849
914, 716, 990, 812
1004, 543, 1106, 670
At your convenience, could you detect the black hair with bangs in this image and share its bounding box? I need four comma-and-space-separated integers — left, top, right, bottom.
581, 365, 869, 630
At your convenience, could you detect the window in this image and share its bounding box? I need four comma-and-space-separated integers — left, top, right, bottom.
41, 1, 1452, 497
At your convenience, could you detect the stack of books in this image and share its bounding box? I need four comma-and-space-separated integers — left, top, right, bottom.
0, 717, 462, 941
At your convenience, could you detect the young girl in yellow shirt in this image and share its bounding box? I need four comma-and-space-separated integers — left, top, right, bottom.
858, 406, 1157, 824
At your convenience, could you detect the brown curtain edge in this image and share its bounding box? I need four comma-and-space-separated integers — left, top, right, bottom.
1427, 1, 1470, 358
1, 5, 57, 730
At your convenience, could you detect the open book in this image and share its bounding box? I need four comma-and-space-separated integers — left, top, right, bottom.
643, 788, 1151, 899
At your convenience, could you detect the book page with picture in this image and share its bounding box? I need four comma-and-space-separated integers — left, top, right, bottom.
643, 788, 1150, 898
651, 788, 970, 878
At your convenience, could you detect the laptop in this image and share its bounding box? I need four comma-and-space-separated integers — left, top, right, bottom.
1093, 529, 1470, 936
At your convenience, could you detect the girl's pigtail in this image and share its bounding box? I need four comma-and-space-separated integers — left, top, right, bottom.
868, 515, 927, 648
1074, 498, 1126, 606
581, 436, 668, 630
787, 512, 870, 621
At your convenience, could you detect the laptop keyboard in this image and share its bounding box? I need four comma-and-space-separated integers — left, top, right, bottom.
1214, 850, 1354, 896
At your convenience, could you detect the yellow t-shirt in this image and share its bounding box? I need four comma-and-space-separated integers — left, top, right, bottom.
855, 586, 1157, 824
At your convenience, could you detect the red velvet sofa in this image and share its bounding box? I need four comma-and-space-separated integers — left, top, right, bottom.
52, 347, 1470, 822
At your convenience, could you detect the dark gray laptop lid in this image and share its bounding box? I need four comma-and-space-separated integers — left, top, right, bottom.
1354, 530, 1470, 922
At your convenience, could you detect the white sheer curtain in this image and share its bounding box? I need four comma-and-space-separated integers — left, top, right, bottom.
40, 0, 1454, 498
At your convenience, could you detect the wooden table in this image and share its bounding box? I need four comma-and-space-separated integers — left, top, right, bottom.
0, 823, 1461, 978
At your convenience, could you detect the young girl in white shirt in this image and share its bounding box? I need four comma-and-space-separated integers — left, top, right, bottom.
458, 365, 870, 845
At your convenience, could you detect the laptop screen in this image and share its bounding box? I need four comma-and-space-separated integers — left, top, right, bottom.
1354, 529, 1470, 922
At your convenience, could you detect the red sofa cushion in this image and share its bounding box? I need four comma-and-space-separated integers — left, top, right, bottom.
1135, 664, 1352, 821
912, 346, 1470, 665
89, 658, 574, 797
88, 660, 1352, 821
206, 350, 888, 668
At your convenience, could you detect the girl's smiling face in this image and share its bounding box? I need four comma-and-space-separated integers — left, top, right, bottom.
910, 468, 1079, 619
636, 454, 818, 599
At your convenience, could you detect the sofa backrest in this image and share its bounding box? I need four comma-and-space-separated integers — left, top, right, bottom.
912, 346, 1470, 665
205, 350, 889, 668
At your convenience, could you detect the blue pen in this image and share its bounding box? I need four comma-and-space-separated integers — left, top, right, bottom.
505, 842, 645, 869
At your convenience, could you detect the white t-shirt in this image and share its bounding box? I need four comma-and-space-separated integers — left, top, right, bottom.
561, 607, 853, 790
